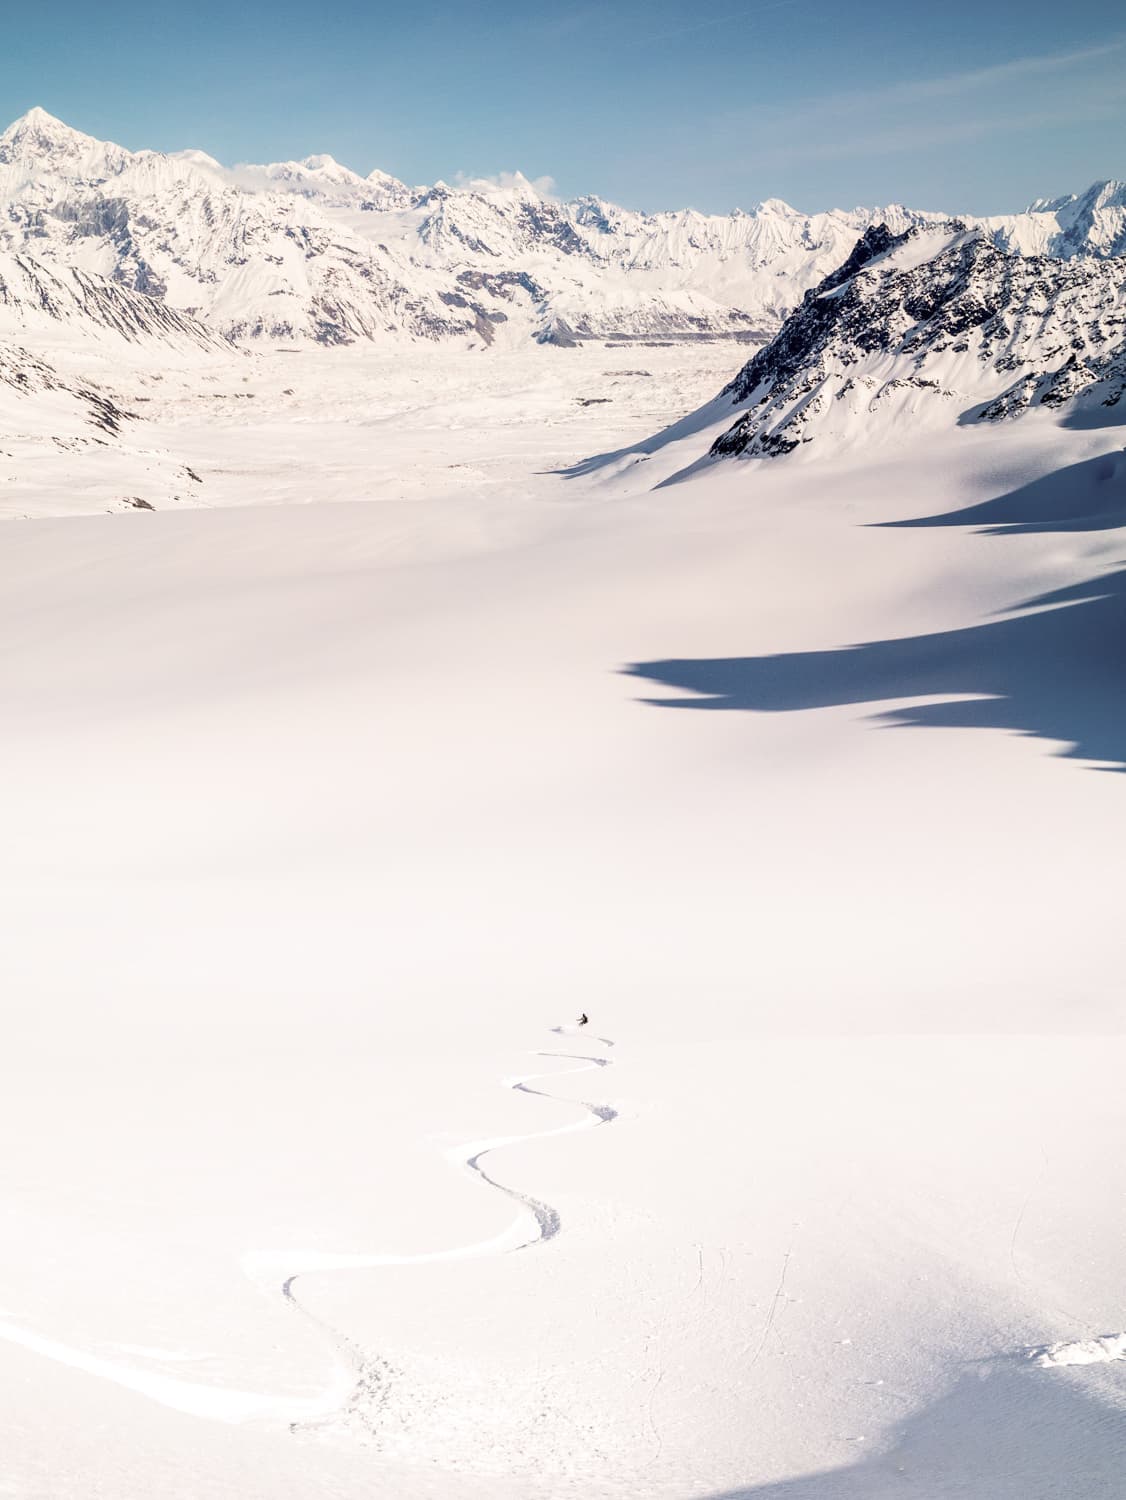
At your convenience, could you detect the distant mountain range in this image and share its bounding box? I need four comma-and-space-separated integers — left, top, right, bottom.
0, 248, 229, 352
2, 107, 1123, 351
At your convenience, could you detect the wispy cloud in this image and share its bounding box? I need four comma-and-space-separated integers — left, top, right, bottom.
812, 36, 1126, 114
452, 170, 559, 198
767, 96, 1126, 168
711, 35, 1126, 170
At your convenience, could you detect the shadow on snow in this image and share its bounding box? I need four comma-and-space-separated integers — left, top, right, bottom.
878, 451, 1126, 535
626, 566, 1126, 769
550, 392, 735, 480
698, 1360, 1126, 1500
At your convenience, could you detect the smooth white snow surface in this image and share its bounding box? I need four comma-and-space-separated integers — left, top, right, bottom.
1, 343, 1126, 1498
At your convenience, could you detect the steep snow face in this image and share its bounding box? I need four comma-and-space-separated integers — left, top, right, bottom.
710, 223, 1126, 461
985, 180, 1126, 259
0, 250, 232, 352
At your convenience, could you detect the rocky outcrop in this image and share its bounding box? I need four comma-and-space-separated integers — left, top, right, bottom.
711, 224, 1126, 459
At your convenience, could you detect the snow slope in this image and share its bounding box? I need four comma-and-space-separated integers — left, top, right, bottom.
0, 249, 233, 516
3, 113, 1126, 1497
710, 223, 1126, 461
2, 349, 1126, 1495
0, 250, 231, 352
568, 222, 1125, 482
984, 178, 1126, 259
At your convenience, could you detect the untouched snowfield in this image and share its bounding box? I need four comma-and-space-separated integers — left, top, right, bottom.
2, 343, 1126, 1497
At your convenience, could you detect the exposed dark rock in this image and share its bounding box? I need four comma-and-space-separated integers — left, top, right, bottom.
712, 224, 1126, 459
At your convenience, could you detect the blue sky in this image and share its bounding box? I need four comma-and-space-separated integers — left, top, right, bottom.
2, 0, 1123, 214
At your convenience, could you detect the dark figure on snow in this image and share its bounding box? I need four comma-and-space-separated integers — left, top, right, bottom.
577, 1013, 589, 1026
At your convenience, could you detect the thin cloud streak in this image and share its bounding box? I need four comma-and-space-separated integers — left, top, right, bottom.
708, 36, 1126, 171
759, 97, 1126, 169
873, 35, 1126, 103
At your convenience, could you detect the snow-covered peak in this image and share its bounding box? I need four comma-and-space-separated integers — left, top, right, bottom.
0, 106, 132, 179
223, 153, 412, 208
984, 179, 1126, 259
752, 197, 800, 216
0, 109, 1121, 354
1028, 178, 1126, 214
456, 170, 547, 204
1, 106, 87, 149
858, 221, 974, 277
171, 148, 224, 173
708, 223, 1126, 462
301, 152, 357, 177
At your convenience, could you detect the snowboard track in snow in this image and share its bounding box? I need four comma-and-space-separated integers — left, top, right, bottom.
278, 1030, 618, 1435
0, 1030, 616, 1431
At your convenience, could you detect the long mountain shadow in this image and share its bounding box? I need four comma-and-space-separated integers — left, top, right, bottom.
880, 451, 1126, 534
698, 1359, 1126, 1499
627, 569, 1126, 769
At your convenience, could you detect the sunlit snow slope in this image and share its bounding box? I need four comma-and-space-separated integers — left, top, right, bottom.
3, 344, 1126, 1497
3, 128, 1126, 1498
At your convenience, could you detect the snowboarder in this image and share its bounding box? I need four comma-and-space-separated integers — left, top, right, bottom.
577, 1013, 589, 1026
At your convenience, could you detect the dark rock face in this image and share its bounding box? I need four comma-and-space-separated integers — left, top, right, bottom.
456, 269, 545, 302
515, 202, 589, 258
712, 224, 1126, 459
0, 339, 136, 433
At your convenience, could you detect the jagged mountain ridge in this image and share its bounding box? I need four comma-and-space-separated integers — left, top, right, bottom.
709, 222, 1126, 460
990, 179, 1126, 259
3, 104, 928, 347
0, 242, 226, 510
0, 249, 231, 352
4, 106, 1115, 352
1, 109, 1123, 357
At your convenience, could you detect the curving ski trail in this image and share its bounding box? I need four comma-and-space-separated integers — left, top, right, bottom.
0, 1030, 616, 1429
259, 1035, 619, 1433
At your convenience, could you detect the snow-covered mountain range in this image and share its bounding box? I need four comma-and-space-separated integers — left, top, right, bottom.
708, 222, 1126, 460
3, 107, 1123, 352
0, 249, 230, 352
